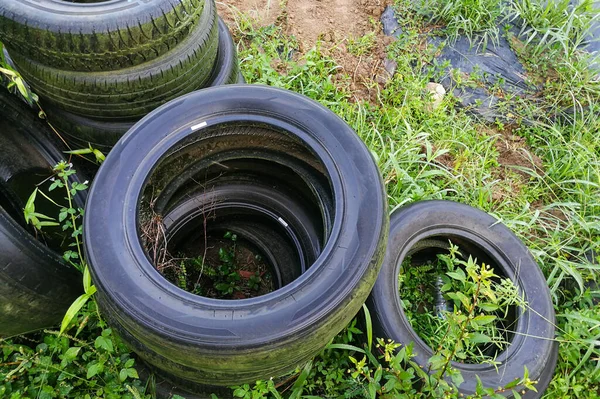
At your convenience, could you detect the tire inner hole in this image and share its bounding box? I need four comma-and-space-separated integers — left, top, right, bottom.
139, 124, 334, 300
397, 236, 519, 364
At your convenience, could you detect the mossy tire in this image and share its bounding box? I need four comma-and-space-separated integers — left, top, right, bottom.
0, 0, 208, 71
83, 85, 388, 386
0, 88, 84, 338
9, 0, 218, 120
41, 17, 241, 151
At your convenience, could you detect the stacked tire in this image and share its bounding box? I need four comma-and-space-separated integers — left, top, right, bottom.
0, 0, 242, 150
0, 87, 85, 337
83, 85, 389, 388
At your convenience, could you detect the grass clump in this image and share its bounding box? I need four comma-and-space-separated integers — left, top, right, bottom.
415, 0, 505, 46
509, 0, 600, 111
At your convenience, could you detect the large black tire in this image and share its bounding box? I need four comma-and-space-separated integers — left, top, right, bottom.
84, 85, 388, 386
0, 0, 206, 71
366, 200, 558, 398
9, 0, 218, 120
0, 88, 84, 338
40, 17, 243, 151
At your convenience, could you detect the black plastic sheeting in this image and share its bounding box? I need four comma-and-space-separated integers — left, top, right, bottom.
429, 34, 535, 122
380, 4, 599, 121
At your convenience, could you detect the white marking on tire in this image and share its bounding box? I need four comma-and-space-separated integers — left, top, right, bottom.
191, 121, 207, 131
278, 217, 288, 227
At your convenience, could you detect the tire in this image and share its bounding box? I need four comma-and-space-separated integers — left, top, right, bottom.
206, 18, 242, 87
84, 85, 388, 386
0, 0, 207, 71
38, 18, 242, 150
366, 200, 558, 398
9, 0, 219, 120
0, 88, 84, 337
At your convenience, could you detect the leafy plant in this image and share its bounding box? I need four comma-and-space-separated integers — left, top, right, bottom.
399, 242, 526, 364
173, 231, 272, 299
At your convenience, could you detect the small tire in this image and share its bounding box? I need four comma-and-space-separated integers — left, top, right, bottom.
84, 85, 388, 386
9, 0, 218, 120
40, 18, 242, 150
366, 200, 558, 398
0, 88, 84, 337
0, 0, 207, 71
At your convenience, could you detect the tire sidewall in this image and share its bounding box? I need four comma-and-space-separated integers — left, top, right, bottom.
368, 200, 556, 397
84, 85, 387, 380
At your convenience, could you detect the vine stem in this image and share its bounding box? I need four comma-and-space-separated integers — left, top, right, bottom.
62, 173, 83, 270
432, 272, 483, 394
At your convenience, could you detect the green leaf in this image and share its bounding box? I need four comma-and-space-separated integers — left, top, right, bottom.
119, 368, 128, 382
478, 302, 499, 312
472, 315, 497, 326
95, 335, 114, 353
289, 361, 312, 399
505, 378, 521, 389
24, 188, 38, 220
326, 343, 366, 353
83, 265, 93, 294
363, 303, 373, 351
63, 347, 81, 362
126, 368, 139, 379
92, 149, 106, 163
65, 148, 93, 155
60, 292, 94, 334
446, 268, 466, 282
368, 381, 377, 399
86, 362, 103, 379
470, 333, 492, 344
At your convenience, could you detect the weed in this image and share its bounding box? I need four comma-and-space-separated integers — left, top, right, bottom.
415, 0, 505, 47
399, 243, 525, 364
347, 32, 377, 56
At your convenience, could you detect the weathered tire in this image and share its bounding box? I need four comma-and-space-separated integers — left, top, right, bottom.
84, 85, 388, 386
0, 88, 83, 338
9, 0, 218, 120
366, 200, 558, 398
0, 0, 207, 71
40, 17, 242, 151
207, 17, 242, 86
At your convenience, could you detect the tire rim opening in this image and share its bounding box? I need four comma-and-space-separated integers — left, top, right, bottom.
139, 123, 334, 299
397, 236, 521, 364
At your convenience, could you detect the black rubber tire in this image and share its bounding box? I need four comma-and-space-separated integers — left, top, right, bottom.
162, 181, 324, 289
206, 18, 242, 87
0, 0, 207, 72
84, 85, 388, 386
0, 88, 84, 338
9, 0, 218, 120
38, 18, 242, 151
366, 200, 558, 398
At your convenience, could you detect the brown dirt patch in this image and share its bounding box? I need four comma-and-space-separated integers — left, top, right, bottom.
218, 0, 394, 103
488, 125, 544, 202
493, 125, 543, 178
219, 0, 389, 50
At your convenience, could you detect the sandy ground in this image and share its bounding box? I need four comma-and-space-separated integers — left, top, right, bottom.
218, 0, 388, 49
217, 0, 393, 101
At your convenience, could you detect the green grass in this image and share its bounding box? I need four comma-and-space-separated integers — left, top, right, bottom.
2, 2, 600, 398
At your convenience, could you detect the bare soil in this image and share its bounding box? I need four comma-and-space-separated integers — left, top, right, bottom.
218, 0, 393, 102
